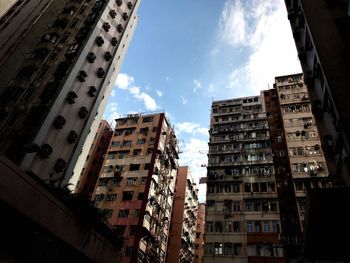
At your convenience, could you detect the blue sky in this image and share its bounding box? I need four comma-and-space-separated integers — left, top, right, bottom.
103, 0, 302, 202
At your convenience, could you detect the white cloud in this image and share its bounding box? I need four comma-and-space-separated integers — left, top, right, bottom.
180, 96, 188, 105
156, 90, 163, 97
115, 73, 134, 89
129, 86, 158, 111
114, 73, 159, 111
103, 102, 120, 125
111, 89, 116, 97
175, 122, 208, 136
193, 79, 202, 93
218, 0, 301, 95
179, 138, 208, 202
219, 0, 246, 46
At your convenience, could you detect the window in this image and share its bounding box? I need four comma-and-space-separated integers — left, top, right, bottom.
206, 222, 214, 232
272, 221, 280, 232
42, 33, 59, 44
129, 164, 140, 171
214, 243, 223, 255
144, 163, 150, 170
94, 194, 104, 201
107, 153, 115, 160
233, 221, 240, 232
98, 179, 108, 186
137, 139, 145, 145
196, 232, 200, 239
126, 177, 137, 185
113, 177, 122, 186
113, 225, 126, 236
224, 243, 233, 255
123, 140, 132, 146
103, 165, 113, 173
105, 194, 117, 201
232, 184, 240, 193
133, 149, 142, 156
141, 177, 147, 184
125, 246, 133, 256
142, 117, 153, 123
234, 243, 242, 255
122, 191, 133, 201
129, 225, 137, 236
138, 192, 145, 200
204, 243, 213, 255
114, 129, 123, 136
233, 202, 240, 212
134, 209, 141, 217
111, 141, 121, 147
118, 209, 129, 218
247, 221, 254, 232
118, 151, 129, 159
103, 209, 113, 218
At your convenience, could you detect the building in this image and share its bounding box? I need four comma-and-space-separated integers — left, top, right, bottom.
274, 74, 332, 233
303, 187, 350, 262
205, 74, 334, 262
284, 0, 350, 185
0, 0, 16, 17
166, 166, 199, 263
75, 119, 113, 198
263, 87, 303, 261
0, 154, 122, 263
205, 96, 284, 263
92, 112, 180, 263
194, 203, 205, 263
0, 0, 140, 186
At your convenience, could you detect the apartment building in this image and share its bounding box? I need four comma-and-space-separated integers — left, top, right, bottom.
0, 0, 139, 185
205, 96, 284, 263
166, 166, 198, 263
92, 113, 179, 263
263, 87, 303, 261
75, 119, 113, 197
0, 0, 15, 16
274, 74, 332, 232
284, 0, 350, 185
194, 203, 205, 263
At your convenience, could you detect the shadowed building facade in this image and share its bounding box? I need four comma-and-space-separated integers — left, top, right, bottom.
166, 166, 199, 263
92, 113, 180, 263
0, 0, 140, 186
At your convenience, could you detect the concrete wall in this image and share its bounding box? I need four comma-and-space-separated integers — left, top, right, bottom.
0, 154, 121, 263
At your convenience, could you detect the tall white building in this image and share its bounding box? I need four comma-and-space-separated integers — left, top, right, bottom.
0, 0, 140, 185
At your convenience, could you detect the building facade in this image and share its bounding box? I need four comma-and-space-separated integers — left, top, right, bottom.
166, 166, 198, 263
263, 87, 303, 261
75, 119, 113, 198
0, 154, 122, 263
0, 0, 16, 17
194, 203, 205, 263
205, 96, 284, 263
284, 0, 350, 185
0, 0, 139, 185
274, 74, 332, 235
92, 113, 179, 263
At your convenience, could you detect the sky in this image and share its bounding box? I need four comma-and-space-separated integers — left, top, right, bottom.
103, 0, 302, 202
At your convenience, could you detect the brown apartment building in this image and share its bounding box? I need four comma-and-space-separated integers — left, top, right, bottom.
92, 112, 179, 263
194, 203, 205, 263
205, 75, 333, 262
0, 0, 140, 186
166, 166, 199, 263
75, 119, 113, 197
205, 95, 284, 263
